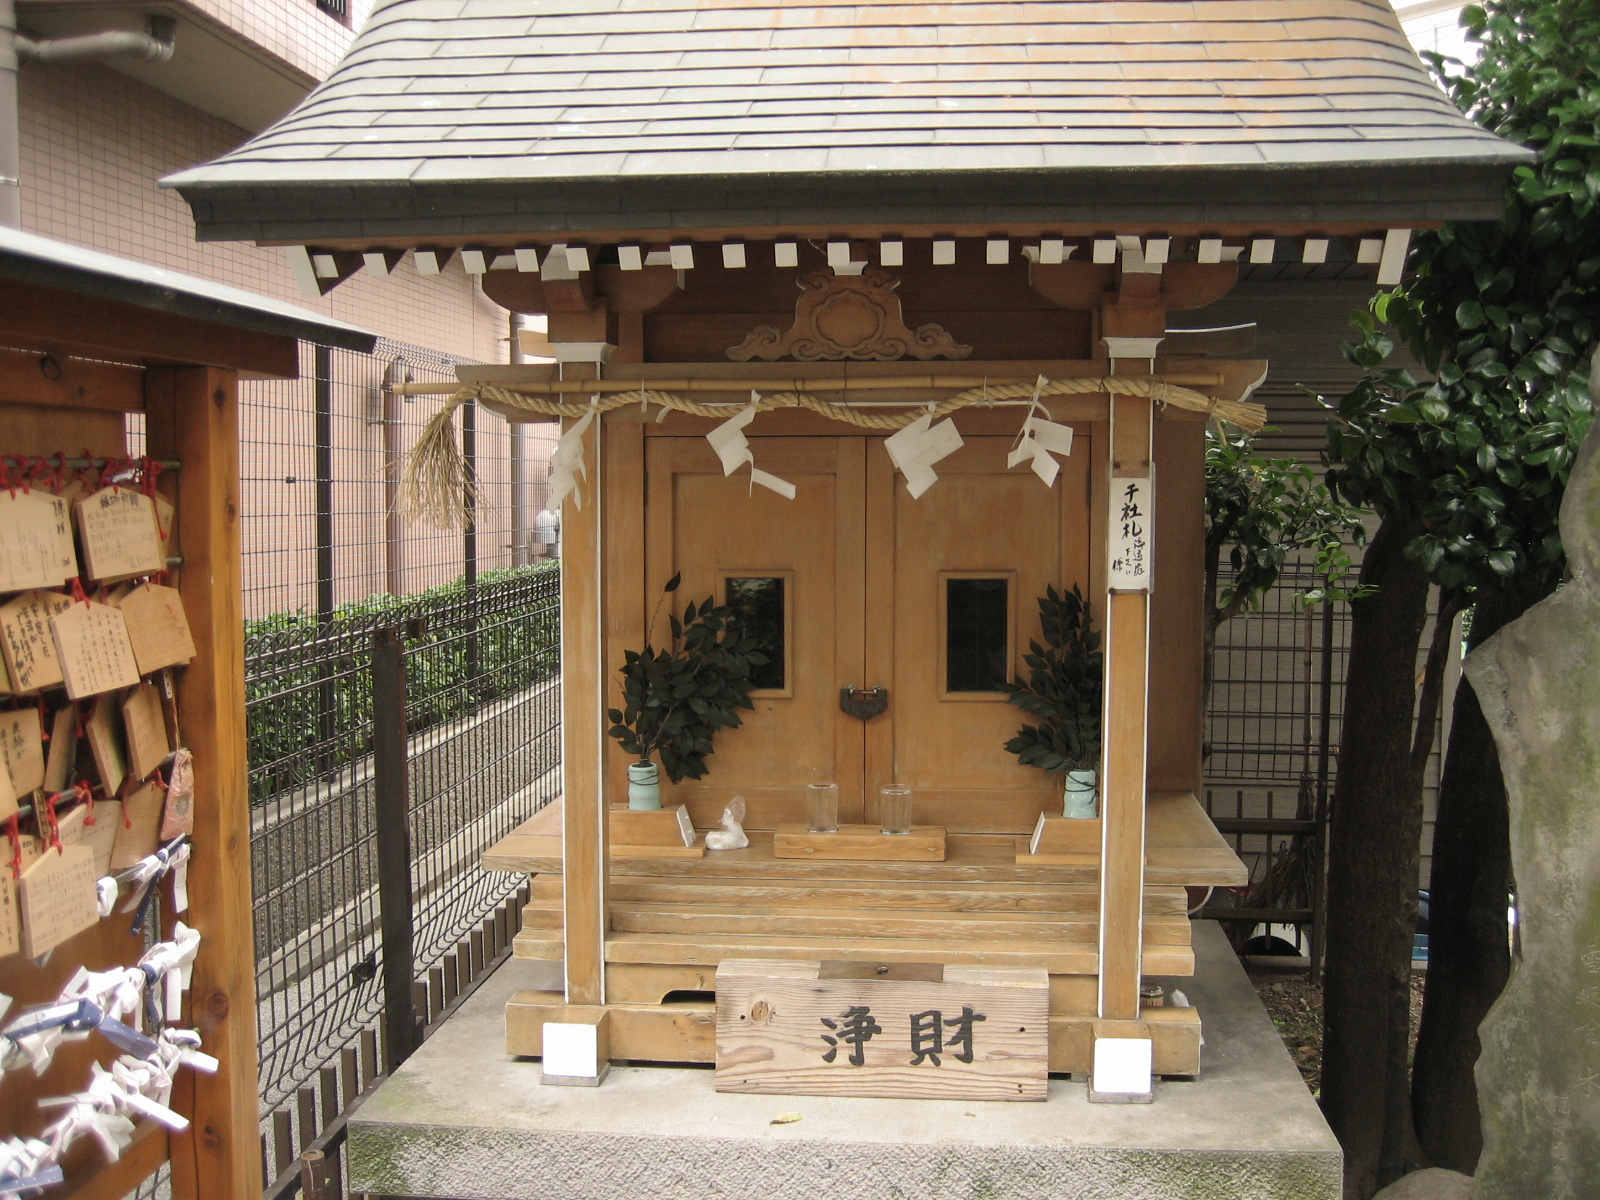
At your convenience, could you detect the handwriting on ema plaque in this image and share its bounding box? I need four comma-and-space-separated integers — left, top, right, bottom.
820, 1004, 987, 1067
1108, 476, 1152, 592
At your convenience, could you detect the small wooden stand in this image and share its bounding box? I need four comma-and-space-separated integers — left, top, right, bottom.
773, 824, 946, 861
1015, 813, 1101, 864
609, 804, 704, 858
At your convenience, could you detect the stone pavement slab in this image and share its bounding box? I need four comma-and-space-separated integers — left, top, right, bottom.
349, 921, 1340, 1200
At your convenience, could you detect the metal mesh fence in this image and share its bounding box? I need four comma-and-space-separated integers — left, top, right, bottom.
233, 337, 563, 1113
248, 568, 560, 1110
238, 337, 559, 617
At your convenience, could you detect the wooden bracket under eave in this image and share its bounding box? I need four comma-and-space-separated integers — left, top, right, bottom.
283, 246, 363, 298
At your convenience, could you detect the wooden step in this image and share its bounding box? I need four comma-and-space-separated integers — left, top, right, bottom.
504, 991, 1201, 1075
526, 874, 1190, 916
512, 930, 1195, 976
521, 898, 1193, 947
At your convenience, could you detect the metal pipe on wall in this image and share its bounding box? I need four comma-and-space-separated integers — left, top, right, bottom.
382, 356, 411, 597
0, 2, 174, 228
1, 0, 22, 227
509, 312, 528, 568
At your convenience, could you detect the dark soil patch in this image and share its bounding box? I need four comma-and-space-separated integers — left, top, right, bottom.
1248, 967, 1426, 1098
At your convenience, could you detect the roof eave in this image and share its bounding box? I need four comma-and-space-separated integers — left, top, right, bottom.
170, 155, 1529, 246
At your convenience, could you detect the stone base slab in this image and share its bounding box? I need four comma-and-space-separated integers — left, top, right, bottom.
348, 922, 1340, 1200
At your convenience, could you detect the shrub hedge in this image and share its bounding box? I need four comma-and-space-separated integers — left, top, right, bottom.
245, 563, 560, 803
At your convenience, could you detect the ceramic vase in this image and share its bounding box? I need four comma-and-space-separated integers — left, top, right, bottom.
1064, 768, 1098, 818
628, 761, 662, 810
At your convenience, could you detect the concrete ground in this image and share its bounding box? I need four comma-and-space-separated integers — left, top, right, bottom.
348, 921, 1340, 1200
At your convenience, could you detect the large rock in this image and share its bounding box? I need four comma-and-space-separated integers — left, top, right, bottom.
1465, 414, 1600, 1199
1372, 1168, 1474, 1200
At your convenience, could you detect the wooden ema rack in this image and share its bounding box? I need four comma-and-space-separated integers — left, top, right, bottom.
482, 791, 1245, 1076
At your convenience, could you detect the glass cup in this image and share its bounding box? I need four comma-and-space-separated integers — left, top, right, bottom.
879, 785, 913, 835
807, 782, 840, 833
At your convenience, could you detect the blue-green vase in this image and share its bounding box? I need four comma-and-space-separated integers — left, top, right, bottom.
628, 761, 662, 810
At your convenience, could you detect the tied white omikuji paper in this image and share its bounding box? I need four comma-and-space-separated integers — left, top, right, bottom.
705, 394, 797, 499
1007, 374, 1076, 487
885, 409, 964, 498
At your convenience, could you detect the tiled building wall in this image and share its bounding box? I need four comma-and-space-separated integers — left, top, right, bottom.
179, 0, 376, 85
16, 58, 506, 365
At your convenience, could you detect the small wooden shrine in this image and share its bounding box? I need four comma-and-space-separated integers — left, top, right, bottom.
166, 0, 1524, 1099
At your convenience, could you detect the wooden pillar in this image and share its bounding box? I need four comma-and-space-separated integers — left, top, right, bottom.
1098, 391, 1153, 1020
560, 382, 608, 1007
144, 367, 262, 1200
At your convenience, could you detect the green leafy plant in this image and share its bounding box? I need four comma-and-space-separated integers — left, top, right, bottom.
1000, 585, 1103, 774
606, 573, 768, 782
1204, 425, 1369, 703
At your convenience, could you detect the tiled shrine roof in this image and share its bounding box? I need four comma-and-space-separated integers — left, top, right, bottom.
166, 0, 1528, 242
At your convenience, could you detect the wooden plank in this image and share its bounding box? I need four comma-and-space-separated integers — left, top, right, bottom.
1100, 391, 1154, 1022
1147, 419, 1206, 792
0, 279, 298, 378
599, 904, 1192, 946
144, 366, 260, 1200
774, 823, 945, 861
0, 346, 145, 413
602, 421, 646, 827
503, 994, 1196, 1074
512, 930, 1195, 976
714, 959, 1049, 1100
560, 396, 608, 1006
0, 402, 123, 458
610, 804, 696, 848
490, 825, 1230, 884
529, 875, 1190, 915
604, 962, 719, 1004
506, 992, 716, 1063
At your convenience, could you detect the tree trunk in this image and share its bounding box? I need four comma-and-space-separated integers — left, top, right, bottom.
1321, 515, 1433, 1200
1410, 579, 1549, 1172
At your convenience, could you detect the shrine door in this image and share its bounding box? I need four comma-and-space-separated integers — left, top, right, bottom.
644, 430, 1092, 834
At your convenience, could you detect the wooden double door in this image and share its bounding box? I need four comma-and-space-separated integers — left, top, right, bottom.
644, 430, 1093, 835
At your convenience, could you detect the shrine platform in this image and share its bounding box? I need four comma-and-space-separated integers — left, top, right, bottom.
345, 922, 1340, 1200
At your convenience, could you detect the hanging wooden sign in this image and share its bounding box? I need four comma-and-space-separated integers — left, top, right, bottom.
74, 487, 165, 583
0, 590, 73, 693
42, 705, 76, 793
58, 799, 120, 878
714, 960, 1049, 1101
0, 872, 19, 958
121, 682, 171, 782
1108, 476, 1153, 592
114, 583, 195, 675
0, 707, 45, 796
160, 747, 194, 840
18, 843, 99, 957
0, 491, 77, 592
51, 599, 140, 699
110, 779, 164, 870
85, 695, 128, 797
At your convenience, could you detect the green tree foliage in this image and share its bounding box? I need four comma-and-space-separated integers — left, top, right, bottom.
1317, 3, 1600, 1189
1327, 0, 1598, 597
1001, 585, 1102, 774
1203, 426, 1367, 700
606, 573, 769, 782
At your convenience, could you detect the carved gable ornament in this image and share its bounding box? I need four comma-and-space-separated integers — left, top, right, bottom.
728, 268, 971, 362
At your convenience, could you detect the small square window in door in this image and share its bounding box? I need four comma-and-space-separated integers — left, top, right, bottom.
726, 577, 785, 690
946, 578, 1009, 692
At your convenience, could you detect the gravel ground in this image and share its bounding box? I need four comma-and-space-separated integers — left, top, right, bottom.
1249, 967, 1427, 1098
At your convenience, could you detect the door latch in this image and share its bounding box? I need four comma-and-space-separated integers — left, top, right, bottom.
839, 686, 888, 720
